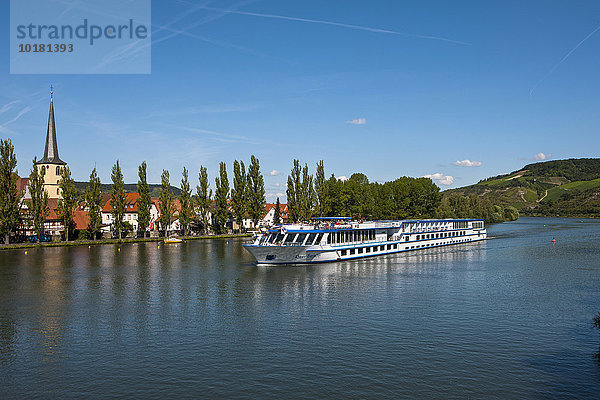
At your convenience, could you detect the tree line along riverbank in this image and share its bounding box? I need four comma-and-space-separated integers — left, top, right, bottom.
1, 136, 517, 246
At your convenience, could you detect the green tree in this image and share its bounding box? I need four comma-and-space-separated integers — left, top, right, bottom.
274, 197, 281, 225
213, 162, 229, 234
159, 169, 175, 236
196, 166, 212, 234
247, 155, 266, 228
179, 167, 193, 236
56, 166, 78, 241
300, 163, 315, 221
286, 160, 301, 222
136, 161, 151, 237
110, 160, 127, 239
85, 167, 103, 240
231, 160, 247, 232
28, 159, 48, 242
314, 160, 325, 217
0, 139, 22, 244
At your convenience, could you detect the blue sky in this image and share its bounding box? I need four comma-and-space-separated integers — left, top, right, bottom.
1, 0, 600, 201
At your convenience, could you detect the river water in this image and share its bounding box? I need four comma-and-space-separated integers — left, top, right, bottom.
1, 217, 599, 398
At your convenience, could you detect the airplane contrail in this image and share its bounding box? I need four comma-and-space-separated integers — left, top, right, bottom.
193, 5, 471, 46
530, 23, 600, 96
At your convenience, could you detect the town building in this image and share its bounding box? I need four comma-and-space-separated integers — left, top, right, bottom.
36, 89, 66, 199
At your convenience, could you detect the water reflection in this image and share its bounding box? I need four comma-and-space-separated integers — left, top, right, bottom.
1, 220, 600, 398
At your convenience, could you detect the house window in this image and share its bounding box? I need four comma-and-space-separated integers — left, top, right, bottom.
56, 166, 61, 175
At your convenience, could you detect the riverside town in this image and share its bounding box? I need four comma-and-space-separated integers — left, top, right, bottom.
0, 89, 517, 247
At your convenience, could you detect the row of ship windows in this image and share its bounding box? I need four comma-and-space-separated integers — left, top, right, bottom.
414, 231, 466, 241
340, 238, 473, 256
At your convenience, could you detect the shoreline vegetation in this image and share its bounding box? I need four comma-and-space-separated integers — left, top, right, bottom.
0, 233, 252, 251
0, 133, 521, 247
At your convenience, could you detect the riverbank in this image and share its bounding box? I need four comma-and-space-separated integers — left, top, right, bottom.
0, 233, 252, 251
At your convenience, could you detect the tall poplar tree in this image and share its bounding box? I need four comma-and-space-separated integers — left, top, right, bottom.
273, 197, 281, 225
28, 159, 48, 242
159, 169, 175, 236
315, 160, 325, 217
213, 162, 229, 234
179, 167, 193, 236
231, 160, 247, 232
57, 166, 77, 241
300, 163, 315, 221
136, 161, 151, 237
286, 160, 301, 222
196, 166, 212, 234
85, 167, 102, 240
247, 155, 266, 228
0, 139, 22, 244
110, 160, 127, 239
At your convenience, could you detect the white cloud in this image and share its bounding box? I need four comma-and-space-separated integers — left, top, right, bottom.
453, 159, 482, 167
345, 118, 366, 125
269, 169, 280, 176
0, 100, 20, 115
533, 152, 551, 161
424, 173, 455, 186
3, 106, 32, 125
337, 175, 348, 181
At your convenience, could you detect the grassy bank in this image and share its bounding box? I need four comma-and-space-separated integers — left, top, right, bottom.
0, 233, 252, 251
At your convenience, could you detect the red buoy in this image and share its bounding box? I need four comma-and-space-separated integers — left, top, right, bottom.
552, 237, 556, 243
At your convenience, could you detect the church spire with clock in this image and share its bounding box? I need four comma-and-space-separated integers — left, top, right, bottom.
37, 87, 67, 199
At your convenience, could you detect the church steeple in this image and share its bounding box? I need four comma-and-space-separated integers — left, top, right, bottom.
39, 86, 65, 165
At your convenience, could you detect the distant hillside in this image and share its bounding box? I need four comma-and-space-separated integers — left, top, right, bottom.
447, 158, 600, 218
74, 182, 181, 198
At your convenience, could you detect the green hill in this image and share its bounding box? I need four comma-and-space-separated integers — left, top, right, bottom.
447, 158, 600, 218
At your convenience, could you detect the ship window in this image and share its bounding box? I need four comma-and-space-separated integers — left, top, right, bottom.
387, 244, 391, 250
306, 233, 316, 245
358, 248, 363, 254
380, 246, 384, 251
416, 235, 420, 240
350, 249, 356, 255
405, 237, 409, 242
284, 234, 296, 244
316, 233, 324, 245
266, 255, 276, 260
366, 247, 370, 253
296, 233, 307, 244
341, 250, 347, 256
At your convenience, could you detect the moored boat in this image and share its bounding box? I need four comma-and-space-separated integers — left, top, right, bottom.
243, 217, 486, 266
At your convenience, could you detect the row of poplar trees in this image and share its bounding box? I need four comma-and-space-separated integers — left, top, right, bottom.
76, 154, 266, 239
0, 137, 266, 242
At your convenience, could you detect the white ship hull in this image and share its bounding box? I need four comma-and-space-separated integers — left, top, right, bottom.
244, 218, 487, 266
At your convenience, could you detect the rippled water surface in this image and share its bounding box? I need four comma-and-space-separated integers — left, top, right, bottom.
1, 217, 600, 398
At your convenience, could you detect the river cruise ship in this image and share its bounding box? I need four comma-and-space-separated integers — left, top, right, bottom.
244, 217, 487, 265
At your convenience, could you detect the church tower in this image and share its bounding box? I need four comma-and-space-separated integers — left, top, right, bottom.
37, 88, 66, 199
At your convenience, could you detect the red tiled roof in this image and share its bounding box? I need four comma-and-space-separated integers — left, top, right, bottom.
263, 203, 288, 219
73, 209, 90, 230
102, 192, 141, 212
